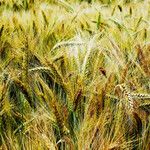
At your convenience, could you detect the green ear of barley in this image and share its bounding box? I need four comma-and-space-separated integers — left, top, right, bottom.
0, 72, 10, 103
29, 67, 51, 73
45, 60, 74, 103
2, 57, 14, 71
36, 75, 55, 100
29, 65, 73, 108
45, 60, 65, 85
13, 116, 35, 135
35, 75, 70, 136
12, 78, 35, 109
22, 36, 29, 84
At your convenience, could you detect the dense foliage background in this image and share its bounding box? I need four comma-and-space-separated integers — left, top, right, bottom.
0, 0, 150, 149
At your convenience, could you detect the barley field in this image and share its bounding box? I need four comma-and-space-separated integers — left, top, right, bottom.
0, 0, 150, 149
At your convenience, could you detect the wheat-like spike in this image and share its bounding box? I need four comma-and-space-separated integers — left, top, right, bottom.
73, 89, 82, 111
130, 93, 150, 100
22, 35, 29, 84
60, 58, 67, 77
51, 41, 85, 51
0, 72, 11, 103
36, 76, 71, 132
29, 67, 51, 73
52, 55, 64, 62
51, 101, 69, 137
45, 59, 65, 84
45, 59, 74, 104
115, 84, 150, 114
36, 76, 70, 134
2, 57, 15, 70
127, 93, 134, 111
34, 86, 48, 106
12, 78, 35, 109
61, 136, 73, 150
21, 56, 64, 73
120, 61, 132, 83
29, 63, 65, 89
139, 102, 150, 107
115, 84, 134, 111
21, 64, 73, 108
36, 75, 55, 100
16, 67, 51, 78
0, 81, 8, 102
139, 102, 150, 113
136, 45, 149, 76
